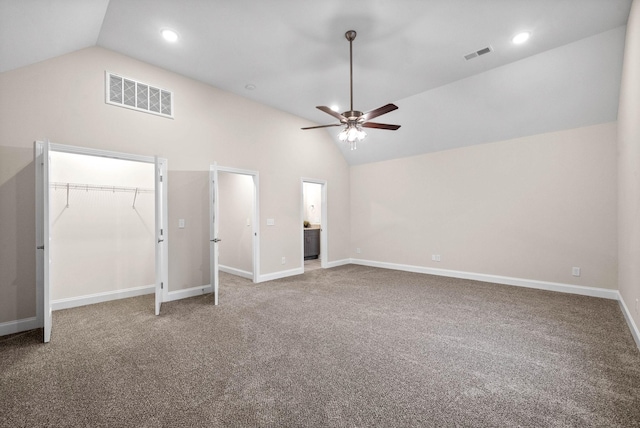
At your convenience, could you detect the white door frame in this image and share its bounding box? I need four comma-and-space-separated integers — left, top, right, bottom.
210, 164, 260, 303
35, 141, 168, 341
301, 178, 328, 269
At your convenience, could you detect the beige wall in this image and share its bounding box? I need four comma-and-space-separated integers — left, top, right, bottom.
0, 46, 351, 322
618, 0, 640, 329
351, 123, 618, 289
0, 146, 36, 323
218, 171, 254, 275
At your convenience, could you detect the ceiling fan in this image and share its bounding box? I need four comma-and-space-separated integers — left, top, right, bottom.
301, 30, 400, 150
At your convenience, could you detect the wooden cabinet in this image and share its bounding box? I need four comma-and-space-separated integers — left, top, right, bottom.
304, 228, 320, 260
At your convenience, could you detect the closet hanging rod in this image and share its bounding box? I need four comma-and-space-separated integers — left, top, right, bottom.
50, 182, 154, 193
50, 182, 154, 208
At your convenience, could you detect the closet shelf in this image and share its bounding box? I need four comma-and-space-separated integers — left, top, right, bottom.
51, 182, 153, 208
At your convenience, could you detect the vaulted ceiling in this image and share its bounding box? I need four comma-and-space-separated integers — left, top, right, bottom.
0, 0, 632, 164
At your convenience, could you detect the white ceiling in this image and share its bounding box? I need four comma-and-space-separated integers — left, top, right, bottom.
0, 0, 632, 165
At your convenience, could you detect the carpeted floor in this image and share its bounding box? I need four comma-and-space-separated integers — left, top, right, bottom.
1, 265, 639, 427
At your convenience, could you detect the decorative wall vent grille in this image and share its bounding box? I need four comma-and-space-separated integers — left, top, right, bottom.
464, 46, 493, 61
106, 72, 173, 118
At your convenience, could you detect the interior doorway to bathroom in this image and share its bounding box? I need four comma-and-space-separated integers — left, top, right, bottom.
301, 179, 327, 272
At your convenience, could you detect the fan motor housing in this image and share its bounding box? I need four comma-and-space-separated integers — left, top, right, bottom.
343, 110, 363, 121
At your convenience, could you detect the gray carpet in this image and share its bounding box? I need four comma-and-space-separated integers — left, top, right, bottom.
1, 265, 639, 427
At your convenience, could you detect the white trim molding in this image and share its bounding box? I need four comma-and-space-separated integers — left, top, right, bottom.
219, 265, 253, 280
51, 285, 155, 311
325, 259, 351, 269
618, 293, 640, 350
0, 317, 39, 337
166, 285, 213, 302
349, 258, 619, 300
258, 267, 304, 283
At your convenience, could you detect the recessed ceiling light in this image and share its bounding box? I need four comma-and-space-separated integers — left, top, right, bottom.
512, 32, 531, 44
330, 105, 340, 112
161, 29, 179, 43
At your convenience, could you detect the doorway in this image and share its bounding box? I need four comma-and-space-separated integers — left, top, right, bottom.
209, 164, 259, 305
301, 179, 327, 272
35, 141, 168, 342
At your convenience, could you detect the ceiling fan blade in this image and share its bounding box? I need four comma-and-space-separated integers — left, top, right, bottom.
362, 122, 401, 130
301, 123, 342, 130
317, 106, 347, 122
362, 103, 398, 121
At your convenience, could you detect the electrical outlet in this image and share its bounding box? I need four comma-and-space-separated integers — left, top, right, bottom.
356, 248, 361, 254
281, 257, 286, 265
436, 255, 441, 262
572, 267, 581, 277
178, 219, 185, 229
432, 255, 441, 262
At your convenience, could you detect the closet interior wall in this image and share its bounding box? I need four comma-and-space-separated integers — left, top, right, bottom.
50, 151, 155, 301
218, 172, 254, 278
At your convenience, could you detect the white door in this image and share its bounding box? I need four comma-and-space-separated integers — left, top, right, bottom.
209, 165, 220, 305
35, 141, 52, 342
154, 157, 167, 315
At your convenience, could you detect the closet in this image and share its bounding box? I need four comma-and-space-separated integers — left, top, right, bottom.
35, 141, 168, 342
49, 151, 155, 304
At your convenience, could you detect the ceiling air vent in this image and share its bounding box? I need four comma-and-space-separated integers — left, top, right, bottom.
105, 72, 173, 118
464, 46, 493, 61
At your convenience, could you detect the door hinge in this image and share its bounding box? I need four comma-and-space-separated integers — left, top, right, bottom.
161, 282, 164, 290
160, 228, 164, 236
159, 175, 163, 182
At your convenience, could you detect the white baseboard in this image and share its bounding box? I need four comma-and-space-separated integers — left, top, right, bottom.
617, 293, 640, 350
325, 258, 351, 268
258, 267, 304, 283
349, 258, 620, 300
219, 265, 253, 280
166, 284, 213, 302
0, 317, 40, 337
51, 284, 155, 311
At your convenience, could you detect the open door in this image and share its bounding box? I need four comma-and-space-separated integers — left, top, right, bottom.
154, 157, 167, 315
209, 164, 220, 305
35, 141, 52, 342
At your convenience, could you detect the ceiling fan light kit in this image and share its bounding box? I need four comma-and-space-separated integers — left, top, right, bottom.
301, 30, 400, 150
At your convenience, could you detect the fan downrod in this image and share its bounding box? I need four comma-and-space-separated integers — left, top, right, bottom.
300, 28, 400, 136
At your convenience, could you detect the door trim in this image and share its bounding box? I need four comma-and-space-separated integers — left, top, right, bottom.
301, 178, 328, 270
211, 165, 260, 284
